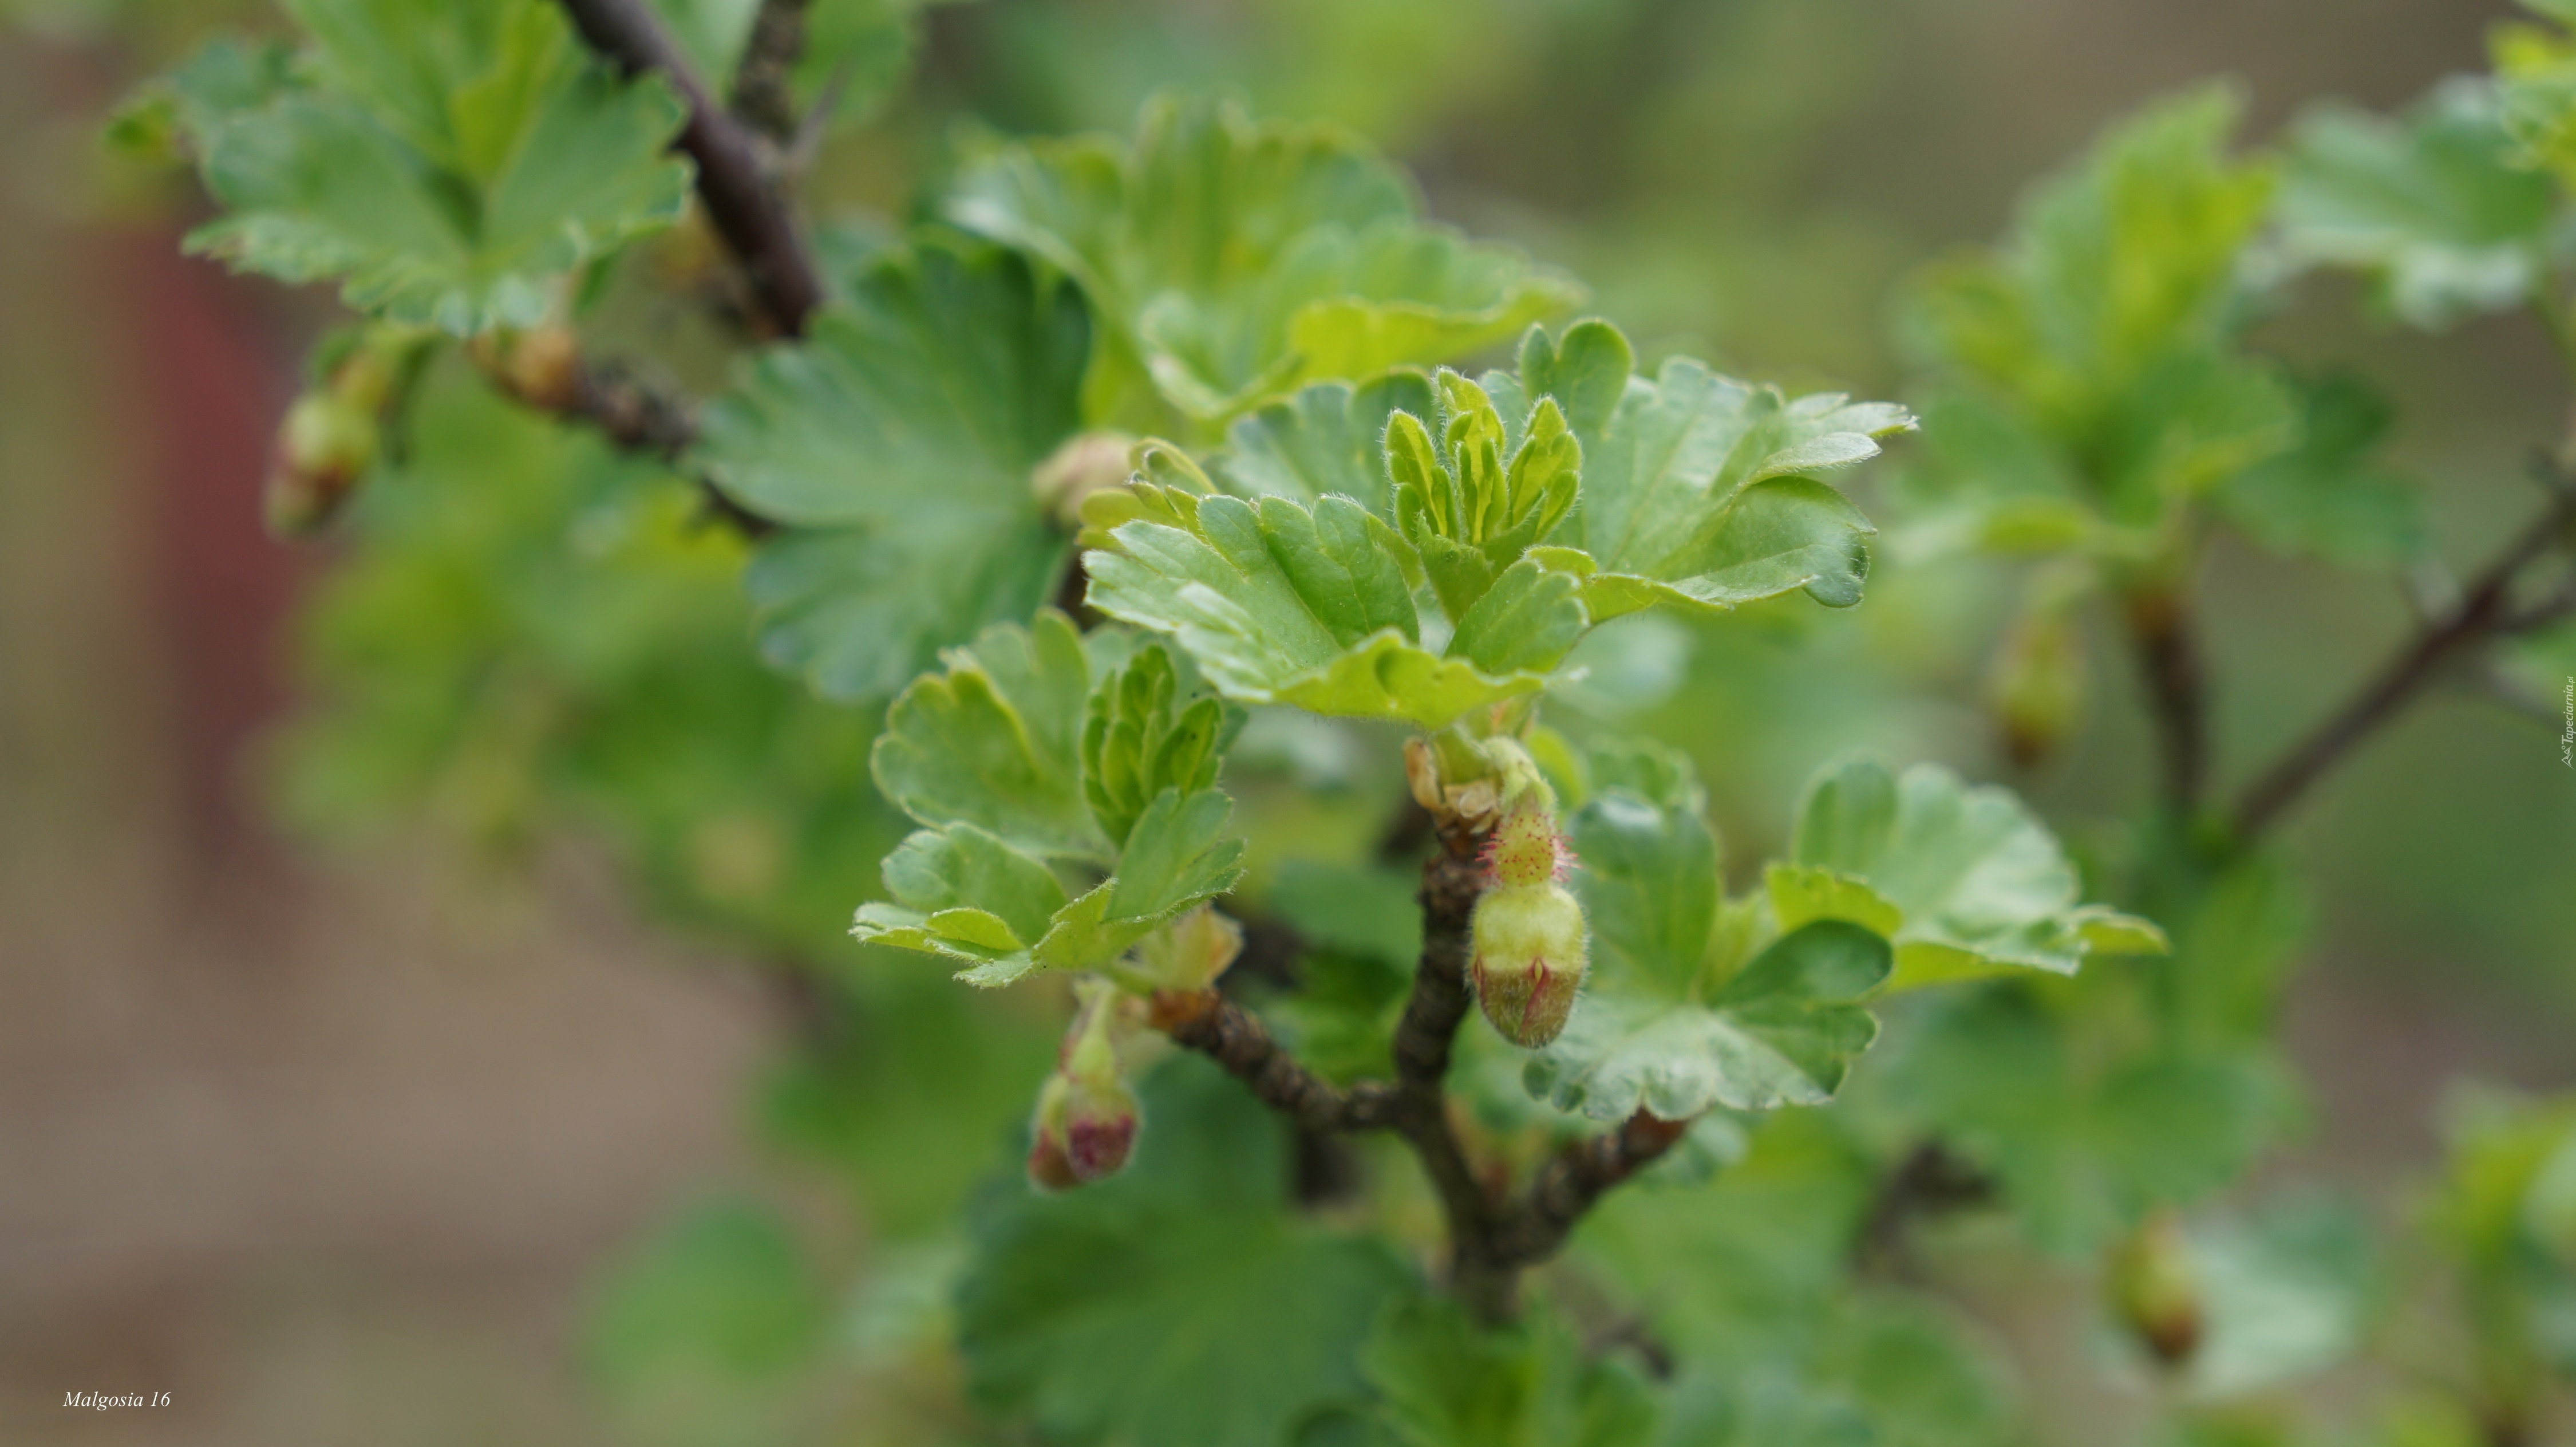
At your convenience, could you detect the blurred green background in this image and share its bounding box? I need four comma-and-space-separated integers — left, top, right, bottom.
1, 1, 2569, 1443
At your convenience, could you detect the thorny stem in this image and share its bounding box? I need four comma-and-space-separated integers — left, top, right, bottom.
2231, 466, 2576, 841
1158, 830, 1690, 1324
554, 0, 824, 336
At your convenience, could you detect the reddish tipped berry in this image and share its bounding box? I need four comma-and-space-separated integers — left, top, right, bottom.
1027, 978, 1143, 1191
1470, 881, 1589, 1048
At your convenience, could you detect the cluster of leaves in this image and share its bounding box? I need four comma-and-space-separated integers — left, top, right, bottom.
111, 0, 2576, 1441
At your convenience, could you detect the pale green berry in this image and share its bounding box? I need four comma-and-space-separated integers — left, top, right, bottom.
1470, 882, 1588, 1047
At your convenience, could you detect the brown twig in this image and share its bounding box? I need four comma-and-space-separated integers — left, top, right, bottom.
1150, 989, 1393, 1134
555, 0, 824, 336
1490, 1110, 1692, 1268
2232, 474, 2576, 840
2121, 584, 2212, 818
729, 0, 811, 141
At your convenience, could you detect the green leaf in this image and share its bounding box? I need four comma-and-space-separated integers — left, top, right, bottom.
1084, 492, 1559, 726
1215, 370, 1437, 510
1779, 754, 2166, 988
1906, 86, 2294, 527
2495, 7, 2576, 194
871, 611, 1103, 861
1358, 1295, 1661, 1447
587, 1197, 828, 1390
1037, 787, 1248, 974
169, 0, 690, 333
1082, 641, 1244, 849
1887, 987, 2283, 1256
2280, 79, 2564, 329
1528, 920, 1891, 1122
1490, 321, 1903, 618
1912, 85, 2273, 434
2215, 372, 2425, 565
958, 1056, 1416, 1447
2182, 1194, 2379, 1398
1387, 371, 1583, 619
701, 242, 1089, 700
850, 822, 1070, 981
856, 783, 1244, 988
945, 92, 1581, 423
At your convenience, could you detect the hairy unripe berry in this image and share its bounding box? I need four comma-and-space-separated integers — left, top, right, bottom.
1027, 1070, 1140, 1190
1471, 881, 1588, 1047
1027, 977, 1142, 1191
266, 392, 378, 536
2108, 1212, 2203, 1369
1483, 798, 1574, 887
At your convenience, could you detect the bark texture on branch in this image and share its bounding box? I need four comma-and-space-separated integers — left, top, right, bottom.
555, 0, 824, 335
2233, 475, 2576, 839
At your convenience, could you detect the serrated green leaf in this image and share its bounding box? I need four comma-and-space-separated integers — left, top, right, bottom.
1359, 1295, 1662, 1447
851, 822, 1069, 982
1445, 556, 1590, 676
110, 34, 298, 159
1887, 988, 2283, 1256
1527, 920, 1891, 1122
958, 1056, 1416, 1447
2215, 372, 2425, 565
171, 0, 689, 333
1489, 321, 1902, 617
1084, 491, 1555, 726
1906, 86, 2294, 530
871, 611, 1103, 861
1081, 641, 1244, 848
701, 242, 1089, 700
859, 785, 1242, 987
1215, 370, 1437, 510
2280, 79, 2563, 329
1388, 371, 1583, 618
1783, 754, 2164, 988
945, 92, 1580, 423
1568, 786, 1722, 999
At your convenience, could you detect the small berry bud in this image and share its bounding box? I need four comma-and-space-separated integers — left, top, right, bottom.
1032, 431, 1139, 530
1483, 797, 1574, 887
2108, 1212, 2203, 1369
266, 392, 378, 537
1027, 978, 1144, 1191
1133, 905, 1243, 993
1470, 881, 1588, 1047
469, 324, 584, 412
1028, 1069, 1140, 1190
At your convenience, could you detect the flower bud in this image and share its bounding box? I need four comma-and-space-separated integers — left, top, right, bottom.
2108, 1212, 2202, 1369
1027, 1070, 1141, 1190
1031, 430, 1139, 531
1026, 978, 1143, 1190
1470, 881, 1588, 1047
469, 324, 584, 412
266, 391, 378, 537
1988, 604, 2085, 769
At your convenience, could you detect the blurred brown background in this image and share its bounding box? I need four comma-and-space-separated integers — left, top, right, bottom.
2, 1, 2571, 1442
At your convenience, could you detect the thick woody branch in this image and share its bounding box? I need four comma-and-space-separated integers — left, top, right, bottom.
730, 0, 812, 141
1155, 831, 1698, 1321
2233, 474, 2576, 840
1490, 1110, 1691, 1267
555, 0, 824, 335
